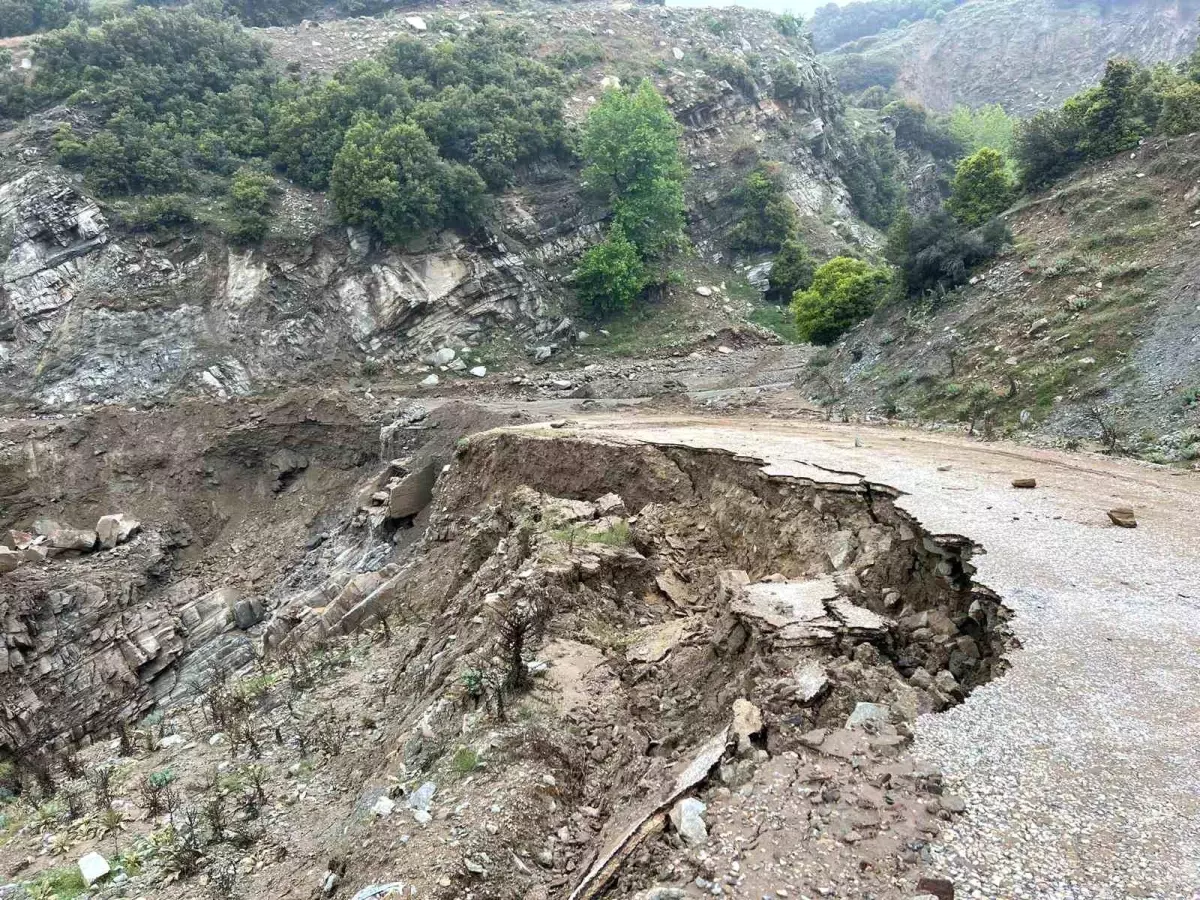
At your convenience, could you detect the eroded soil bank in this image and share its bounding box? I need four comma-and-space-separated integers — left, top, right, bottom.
0, 422, 1013, 900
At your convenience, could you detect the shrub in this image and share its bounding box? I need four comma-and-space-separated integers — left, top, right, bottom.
1159, 81, 1200, 135
882, 100, 963, 160
227, 168, 274, 243
792, 256, 891, 344
774, 13, 803, 36
729, 161, 796, 252
836, 127, 904, 229
574, 225, 645, 317
887, 209, 1008, 297
768, 238, 815, 302
947, 147, 1015, 227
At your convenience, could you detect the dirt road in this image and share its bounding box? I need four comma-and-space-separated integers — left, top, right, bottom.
570, 413, 1200, 900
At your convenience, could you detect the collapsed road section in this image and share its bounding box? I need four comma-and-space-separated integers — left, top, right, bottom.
0, 422, 1013, 900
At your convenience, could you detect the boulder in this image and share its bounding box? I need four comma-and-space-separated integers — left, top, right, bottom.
96, 513, 141, 550
1, 529, 32, 550
469, 366, 487, 377
430, 347, 456, 366
731, 698, 763, 753
405, 15, 426, 30
47, 523, 97, 552
419, 374, 439, 387
668, 797, 707, 846
1107, 507, 1137, 528
387, 461, 438, 520
846, 701, 891, 730
0, 546, 23, 574
79, 851, 110, 886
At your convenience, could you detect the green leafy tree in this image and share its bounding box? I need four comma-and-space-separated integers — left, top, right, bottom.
947, 147, 1015, 227
947, 103, 1015, 157
329, 117, 446, 244
580, 80, 686, 258
887, 209, 1008, 297
729, 161, 796, 252
792, 257, 890, 345
837, 127, 903, 229
767, 238, 815, 302
1159, 81, 1200, 135
574, 225, 645, 316
882, 100, 962, 159
227, 167, 274, 243
0, 0, 87, 39
774, 13, 803, 37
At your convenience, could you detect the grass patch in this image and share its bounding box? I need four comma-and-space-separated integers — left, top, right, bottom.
551, 520, 633, 548
451, 747, 480, 775
749, 303, 802, 342
30, 867, 88, 899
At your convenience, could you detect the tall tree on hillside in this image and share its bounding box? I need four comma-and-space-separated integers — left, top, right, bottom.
947, 147, 1015, 227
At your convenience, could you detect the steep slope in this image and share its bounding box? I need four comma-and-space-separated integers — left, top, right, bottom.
826, 0, 1200, 113
809, 131, 1200, 462
0, 1, 871, 411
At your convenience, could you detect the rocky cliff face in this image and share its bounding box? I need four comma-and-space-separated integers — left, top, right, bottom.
0, 1, 859, 411
832, 0, 1200, 114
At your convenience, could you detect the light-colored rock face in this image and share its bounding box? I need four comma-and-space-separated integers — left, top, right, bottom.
0, 169, 565, 409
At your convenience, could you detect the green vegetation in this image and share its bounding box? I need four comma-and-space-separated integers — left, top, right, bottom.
792, 256, 891, 344
451, 747, 480, 774
768, 238, 816, 303
0, 0, 85, 38
774, 13, 804, 37
837, 126, 904, 229
1013, 57, 1177, 190
5, 10, 567, 247
574, 225, 646, 317
227, 168, 276, 244
947, 103, 1016, 157
887, 209, 1008, 297
729, 161, 797, 252
824, 53, 900, 94
28, 867, 87, 899
947, 147, 1015, 227
882, 100, 962, 160
575, 80, 686, 316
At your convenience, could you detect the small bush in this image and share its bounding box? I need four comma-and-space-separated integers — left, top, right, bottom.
792, 257, 891, 344
768, 238, 815, 302
574, 226, 645, 318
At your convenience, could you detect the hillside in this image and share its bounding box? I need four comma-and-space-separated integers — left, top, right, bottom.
806, 130, 1200, 462
0, 1, 877, 411
824, 0, 1200, 113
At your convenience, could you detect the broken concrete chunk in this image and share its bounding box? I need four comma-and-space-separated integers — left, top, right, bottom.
96, 513, 141, 550
626, 618, 695, 664
846, 701, 891, 730
791, 661, 830, 704
828, 596, 891, 638
732, 578, 841, 646
1107, 507, 1137, 528
730, 698, 763, 754
387, 462, 437, 520
668, 797, 707, 846
78, 851, 110, 886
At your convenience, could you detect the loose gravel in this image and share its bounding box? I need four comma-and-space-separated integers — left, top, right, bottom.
591, 415, 1200, 900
